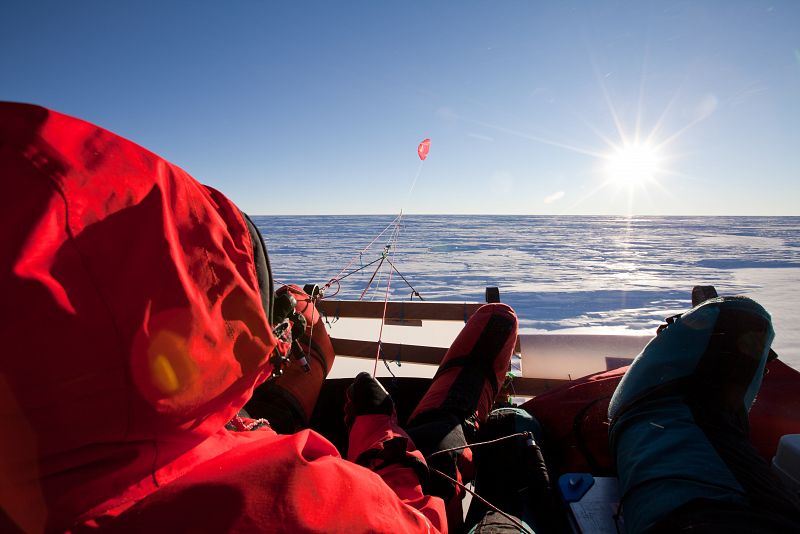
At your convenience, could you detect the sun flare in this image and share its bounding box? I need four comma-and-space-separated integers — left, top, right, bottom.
604, 143, 662, 186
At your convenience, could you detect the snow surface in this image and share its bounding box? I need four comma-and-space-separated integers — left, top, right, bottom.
254, 215, 799, 370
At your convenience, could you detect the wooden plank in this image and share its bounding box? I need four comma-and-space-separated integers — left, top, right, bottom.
330, 338, 570, 396
330, 338, 447, 366
318, 299, 483, 322
508, 376, 570, 397
384, 318, 423, 327
331, 336, 522, 367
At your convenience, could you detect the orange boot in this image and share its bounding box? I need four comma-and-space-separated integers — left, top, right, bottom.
245, 285, 335, 433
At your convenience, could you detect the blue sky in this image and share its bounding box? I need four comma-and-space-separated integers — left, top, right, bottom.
2, 1, 799, 215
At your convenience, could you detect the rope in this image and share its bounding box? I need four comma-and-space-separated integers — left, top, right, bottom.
332, 246, 422, 301
318, 142, 428, 300
306, 293, 318, 373
337, 256, 385, 283
385, 258, 423, 300
323, 278, 341, 299
406, 159, 425, 200
322, 213, 402, 292
427, 468, 534, 533
378, 342, 398, 379
426, 431, 535, 533
425, 432, 532, 460
369, 254, 389, 302
372, 252, 397, 376
372, 217, 403, 376
316, 147, 427, 377
359, 256, 386, 301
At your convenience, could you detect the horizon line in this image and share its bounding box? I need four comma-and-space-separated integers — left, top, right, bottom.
247, 213, 800, 218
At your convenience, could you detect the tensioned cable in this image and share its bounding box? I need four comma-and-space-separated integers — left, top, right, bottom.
385, 258, 423, 300
359, 255, 387, 301
322, 213, 402, 292
336, 256, 385, 283
425, 432, 532, 460
425, 431, 535, 533
372, 217, 403, 376
427, 468, 533, 533
317, 141, 429, 377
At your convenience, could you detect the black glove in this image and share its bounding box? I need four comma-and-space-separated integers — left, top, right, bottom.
344, 372, 394, 428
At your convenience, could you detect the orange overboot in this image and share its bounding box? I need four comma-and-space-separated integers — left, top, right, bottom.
245, 285, 335, 433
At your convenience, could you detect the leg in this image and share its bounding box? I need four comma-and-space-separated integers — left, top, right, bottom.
465, 407, 558, 534
406, 303, 518, 529
609, 297, 800, 532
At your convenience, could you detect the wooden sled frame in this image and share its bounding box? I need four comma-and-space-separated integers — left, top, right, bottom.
316, 298, 578, 397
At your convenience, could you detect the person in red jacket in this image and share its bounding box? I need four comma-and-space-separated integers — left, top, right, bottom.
0, 102, 517, 533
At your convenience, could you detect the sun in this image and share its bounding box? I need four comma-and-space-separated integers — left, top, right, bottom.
604, 142, 662, 186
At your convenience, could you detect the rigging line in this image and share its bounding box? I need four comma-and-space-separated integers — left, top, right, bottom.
427, 467, 534, 534
385, 258, 423, 299
406, 159, 425, 201
384, 208, 403, 245
364, 256, 389, 304
387, 210, 404, 258
425, 432, 532, 460
366, 146, 425, 376
378, 343, 397, 379
361, 215, 402, 302
359, 256, 386, 301
371, 216, 403, 376
368, 261, 387, 302
290, 293, 319, 361
323, 213, 402, 291
372, 250, 396, 377
322, 278, 341, 299
306, 293, 317, 375
336, 256, 384, 282
326, 145, 424, 296
370, 227, 398, 304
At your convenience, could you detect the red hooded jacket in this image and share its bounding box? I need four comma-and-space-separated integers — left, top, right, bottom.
0, 102, 445, 533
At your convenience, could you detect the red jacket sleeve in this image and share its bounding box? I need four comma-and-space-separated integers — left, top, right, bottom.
83, 429, 446, 533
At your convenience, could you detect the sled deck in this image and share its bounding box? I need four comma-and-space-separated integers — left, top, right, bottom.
316, 295, 653, 397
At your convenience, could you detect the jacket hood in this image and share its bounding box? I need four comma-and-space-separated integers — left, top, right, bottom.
0, 102, 277, 530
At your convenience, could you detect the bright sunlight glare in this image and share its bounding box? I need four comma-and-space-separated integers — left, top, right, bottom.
604, 143, 662, 186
